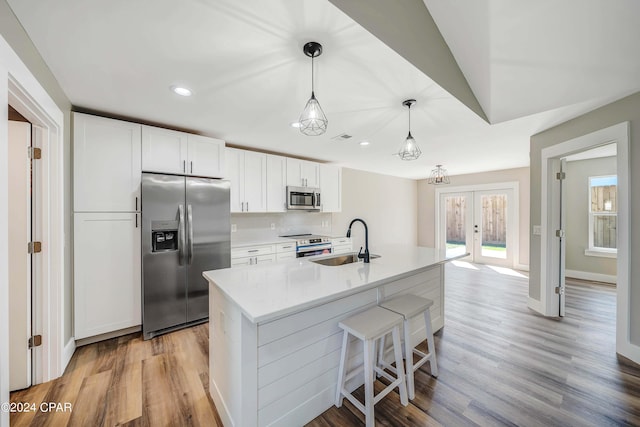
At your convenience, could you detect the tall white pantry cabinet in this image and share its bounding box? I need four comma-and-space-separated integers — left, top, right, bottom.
73, 113, 142, 340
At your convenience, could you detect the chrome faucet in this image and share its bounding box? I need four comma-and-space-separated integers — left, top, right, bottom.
346, 218, 370, 263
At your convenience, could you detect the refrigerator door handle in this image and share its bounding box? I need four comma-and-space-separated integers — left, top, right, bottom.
187, 204, 194, 265
178, 204, 186, 265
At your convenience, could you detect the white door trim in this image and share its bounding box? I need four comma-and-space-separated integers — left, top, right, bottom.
435, 181, 520, 268
1, 33, 67, 426
537, 121, 636, 362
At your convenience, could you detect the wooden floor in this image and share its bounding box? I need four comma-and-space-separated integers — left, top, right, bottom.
308, 263, 640, 427
11, 263, 640, 426
10, 323, 222, 427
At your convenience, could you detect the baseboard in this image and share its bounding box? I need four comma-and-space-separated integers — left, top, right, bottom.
209, 379, 234, 427
527, 297, 544, 314
515, 263, 529, 272
75, 325, 141, 347
565, 269, 616, 284
617, 340, 640, 366
62, 338, 76, 372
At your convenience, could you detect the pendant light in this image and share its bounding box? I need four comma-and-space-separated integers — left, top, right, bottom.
398, 99, 421, 160
299, 42, 328, 136
427, 165, 450, 185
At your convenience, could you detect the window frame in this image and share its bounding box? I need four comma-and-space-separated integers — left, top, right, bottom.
586, 174, 617, 258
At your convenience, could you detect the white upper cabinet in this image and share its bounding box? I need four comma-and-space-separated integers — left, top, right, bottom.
266, 154, 287, 212
286, 158, 319, 188
142, 126, 224, 178
319, 164, 342, 212
141, 126, 187, 174
226, 148, 267, 213
74, 113, 141, 212
188, 134, 225, 178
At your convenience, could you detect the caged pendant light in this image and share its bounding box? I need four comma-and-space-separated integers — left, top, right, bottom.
397, 99, 421, 160
299, 42, 328, 136
427, 165, 450, 185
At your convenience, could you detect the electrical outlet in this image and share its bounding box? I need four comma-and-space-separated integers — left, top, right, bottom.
270, 223, 275, 230
231, 224, 237, 232
533, 225, 541, 235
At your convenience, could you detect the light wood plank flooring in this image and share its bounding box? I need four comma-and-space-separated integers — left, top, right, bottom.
11, 263, 640, 426
309, 263, 640, 426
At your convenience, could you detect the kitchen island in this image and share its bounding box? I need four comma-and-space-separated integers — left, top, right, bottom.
203, 246, 458, 427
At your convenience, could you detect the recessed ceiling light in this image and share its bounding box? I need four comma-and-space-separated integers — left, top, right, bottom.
290, 122, 301, 128
170, 85, 192, 97
359, 141, 370, 146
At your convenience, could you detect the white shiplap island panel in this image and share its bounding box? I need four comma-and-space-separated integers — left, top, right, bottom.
204, 246, 458, 427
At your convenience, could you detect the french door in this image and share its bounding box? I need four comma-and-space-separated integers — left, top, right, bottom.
439, 188, 515, 267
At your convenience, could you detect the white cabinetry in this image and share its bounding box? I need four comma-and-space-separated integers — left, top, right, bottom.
226, 148, 267, 213
142, 125, 224, 178
74, 212, 141, 339
74, 113, 141, 212
276, 242, 296, 261
286, 158, 319, 188
266, 154, 287, 212
331, 237, 352, 254
231, 244, 276, 267
319, 164, 342, 212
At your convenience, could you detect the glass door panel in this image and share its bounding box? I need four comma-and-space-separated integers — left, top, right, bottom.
440, 192, 472, 259
473, 190, 514, 266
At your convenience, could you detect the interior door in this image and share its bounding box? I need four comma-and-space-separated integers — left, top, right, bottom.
473, 189, 514, 267
439, 192, 473, 260
558, 159, 567, 316
8, 120, 32, 391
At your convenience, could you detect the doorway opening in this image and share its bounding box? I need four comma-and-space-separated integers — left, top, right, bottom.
436, 182, 518, 268
538, 122, 635, 361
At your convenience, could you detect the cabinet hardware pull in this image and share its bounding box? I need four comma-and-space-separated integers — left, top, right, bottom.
135, 214, 138, 228
135, 196, 138, 211
183, 160, 186, 172
248, 249, 259, 253
190, 161, 193, 174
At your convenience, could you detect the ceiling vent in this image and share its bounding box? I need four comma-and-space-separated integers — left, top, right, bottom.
331, 133, 352, 141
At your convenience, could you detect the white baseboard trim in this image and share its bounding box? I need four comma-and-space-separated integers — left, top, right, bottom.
62, 338, 76, 372
515, 263, 530, 272
527, 297, 544, 314
617, 339, 640, 365
565, 269, 616, 284
75, 325, 141, 347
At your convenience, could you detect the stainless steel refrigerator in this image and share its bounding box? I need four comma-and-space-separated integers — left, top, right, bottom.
141, 173, 230, 339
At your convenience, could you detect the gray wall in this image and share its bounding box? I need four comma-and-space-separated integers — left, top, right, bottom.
1, 0, 73, 344
418, 167, 530, 267
530, 91, 640, 344
565, 156, 617, 277
332, 168, 418, 252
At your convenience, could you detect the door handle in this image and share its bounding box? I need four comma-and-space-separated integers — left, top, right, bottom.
178, 205, 186, 265
187, 204, 194, 265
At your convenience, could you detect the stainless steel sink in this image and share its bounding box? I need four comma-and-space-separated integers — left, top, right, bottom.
310, 253, 380, 266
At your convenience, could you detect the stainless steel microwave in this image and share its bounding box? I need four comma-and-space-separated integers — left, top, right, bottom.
286, 186, 321, 211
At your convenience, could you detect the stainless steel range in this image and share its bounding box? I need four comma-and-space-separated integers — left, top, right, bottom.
280, 234, 332, 258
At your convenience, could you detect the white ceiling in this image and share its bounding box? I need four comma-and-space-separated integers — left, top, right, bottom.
7, 0, 639, 179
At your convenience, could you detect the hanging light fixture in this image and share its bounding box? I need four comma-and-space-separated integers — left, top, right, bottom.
397, 99, 421, 160
427, 165, 450, 185
299, 41, 328, 136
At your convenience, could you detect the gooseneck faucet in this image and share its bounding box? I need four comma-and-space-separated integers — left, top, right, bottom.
346, 218, 370, 263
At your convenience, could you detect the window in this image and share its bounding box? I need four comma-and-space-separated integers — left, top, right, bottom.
586, 175, 617, 257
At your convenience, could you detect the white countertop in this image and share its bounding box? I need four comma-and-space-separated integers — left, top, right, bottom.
204, 245, 456, 324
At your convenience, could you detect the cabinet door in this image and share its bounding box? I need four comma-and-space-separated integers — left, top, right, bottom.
243, 151, 267, 212
225, 148, 244, 212
74, 113, 141, 212
320, 164, 342, 212
301, 160, 320, 188
266, 154, 287, 212
187, 135, 225, 178
74, 212, 141, 339
286, 158, 303, 186
141, 126, 187, 175
276, 252, 296, 261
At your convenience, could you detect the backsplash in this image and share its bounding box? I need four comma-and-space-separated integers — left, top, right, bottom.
230, 212, 333, 242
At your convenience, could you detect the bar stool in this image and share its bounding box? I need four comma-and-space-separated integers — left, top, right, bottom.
335, 306, 408, 427
378, 294, 438, 400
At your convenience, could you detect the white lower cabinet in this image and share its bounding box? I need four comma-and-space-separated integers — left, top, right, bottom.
231, 244, 276, 267
74, 212, 141, 340
276, 242, 296, 261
